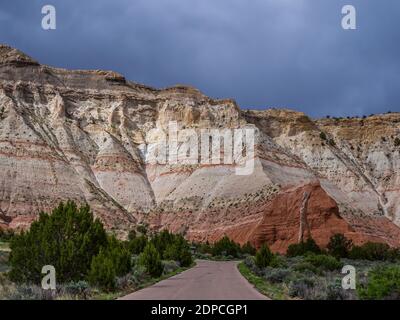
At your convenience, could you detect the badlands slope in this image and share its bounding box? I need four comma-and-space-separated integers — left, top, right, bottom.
1, 44, 400, 250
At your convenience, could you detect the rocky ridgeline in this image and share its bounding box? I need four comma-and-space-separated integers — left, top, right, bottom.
1, 44, 400, 249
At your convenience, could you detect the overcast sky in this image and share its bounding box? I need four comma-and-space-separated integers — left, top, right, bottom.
0, 0, 399, 117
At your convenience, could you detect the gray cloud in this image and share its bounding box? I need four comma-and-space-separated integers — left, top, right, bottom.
0, 0, 399, 117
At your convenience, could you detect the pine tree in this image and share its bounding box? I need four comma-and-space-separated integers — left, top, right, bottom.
9, 201, 108, 283
327, 234, 353, 258
139, 242, 163, 277
88, 248, 116, 291
255, 244, 274, 268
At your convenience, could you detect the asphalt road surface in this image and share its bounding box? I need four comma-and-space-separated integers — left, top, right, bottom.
120, 260, 268, 300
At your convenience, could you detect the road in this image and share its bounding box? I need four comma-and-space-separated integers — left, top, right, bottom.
120, 260, 268, 300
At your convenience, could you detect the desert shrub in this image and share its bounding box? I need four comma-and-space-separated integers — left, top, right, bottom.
293, 261, 320, 274
6, 284, 54, 300
319, 132, 327, 141
241, 242, 256, 256
349, 242, 392, 261
131, 264, 148, 285
243, 255, 256, 270
128, 235, 148, 255
62, 281, 91, 298
136, 225, 148, 235
305, 254, 343, 271
327, 234, 352, 259
255, 244, 274, 268
0, 228, 14, 241
286, 238, 321, 257
162, 260, 180, 275
0, 251, 9, 272
269, 254, 287, 268
290, 276, 355, 300
348, 246, 364, 260
326, 279, 354, 300
288, 276, 315, 298
394, 137, 400, 147
88, 248, 117, 291
163, 234, 193, 267
149, 230, 193, 266
358, 266, 400, 300
139, 243, 163, 277
88, 236, 131, 291
9, 201, 108, 283
106, 236, 132, 276
115, 274, 134, 290
211, 236, 241, 258
197, 242, 212, 255
127, 229, 137, 241
264, 268, 291, 284
195, 252, 212, 260
151, 230, 175, 255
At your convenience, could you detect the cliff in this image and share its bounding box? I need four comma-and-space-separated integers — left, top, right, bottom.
1, 44, 400, 249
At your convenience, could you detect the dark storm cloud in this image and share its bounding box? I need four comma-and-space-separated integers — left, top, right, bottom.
0, 0, 399, 117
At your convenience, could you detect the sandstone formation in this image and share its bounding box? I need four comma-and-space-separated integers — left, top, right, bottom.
1, 44, 400, 250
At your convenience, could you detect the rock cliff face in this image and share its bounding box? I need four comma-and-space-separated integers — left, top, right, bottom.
1, 44, 400, 249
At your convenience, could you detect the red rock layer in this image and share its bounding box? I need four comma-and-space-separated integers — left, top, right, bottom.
187, 183, 400, 253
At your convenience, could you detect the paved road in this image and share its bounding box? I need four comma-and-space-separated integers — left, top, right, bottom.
120, 260, 268, 300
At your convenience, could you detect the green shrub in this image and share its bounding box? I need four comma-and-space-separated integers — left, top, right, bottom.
241, 242, 256, 255
162, 260, 180, 275
163, 235, 193, 267
304, 254, 343, 271
288, 276, 315, 298
0, 251, 9, 273
264, 268, 291, 284
6, 284, 52, 300
327, 234, 352, 258
63, 280, 90, 298
269, 254, 287, 268
243, 256, 256, 270
0, 228, 14, 241
127, 229, 137, 241
139, 243, 163, 277
197, 241, 212, 255
293, 261, 320, 274
394, 137, 400, 147
255, 244, 274, 268
88, 237, 131, 291
145, 230, 193, 267
319, 132, 327, 141
326, 280, 353, 300
131, 264, 148, 285
105, 236, 131, 276
211, 236, 241, 258
151, 230, 175, 255
286, 238, 321, 257
128, 235, 148, 255
163, 244, 179, 261
358, 266, 400, 300
349, 242, 392, 261
88, 249, 116, 291
136, 225, 148, 235
9, 201, 108, 283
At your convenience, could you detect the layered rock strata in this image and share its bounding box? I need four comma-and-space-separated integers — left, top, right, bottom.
1, 44, 400, 249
